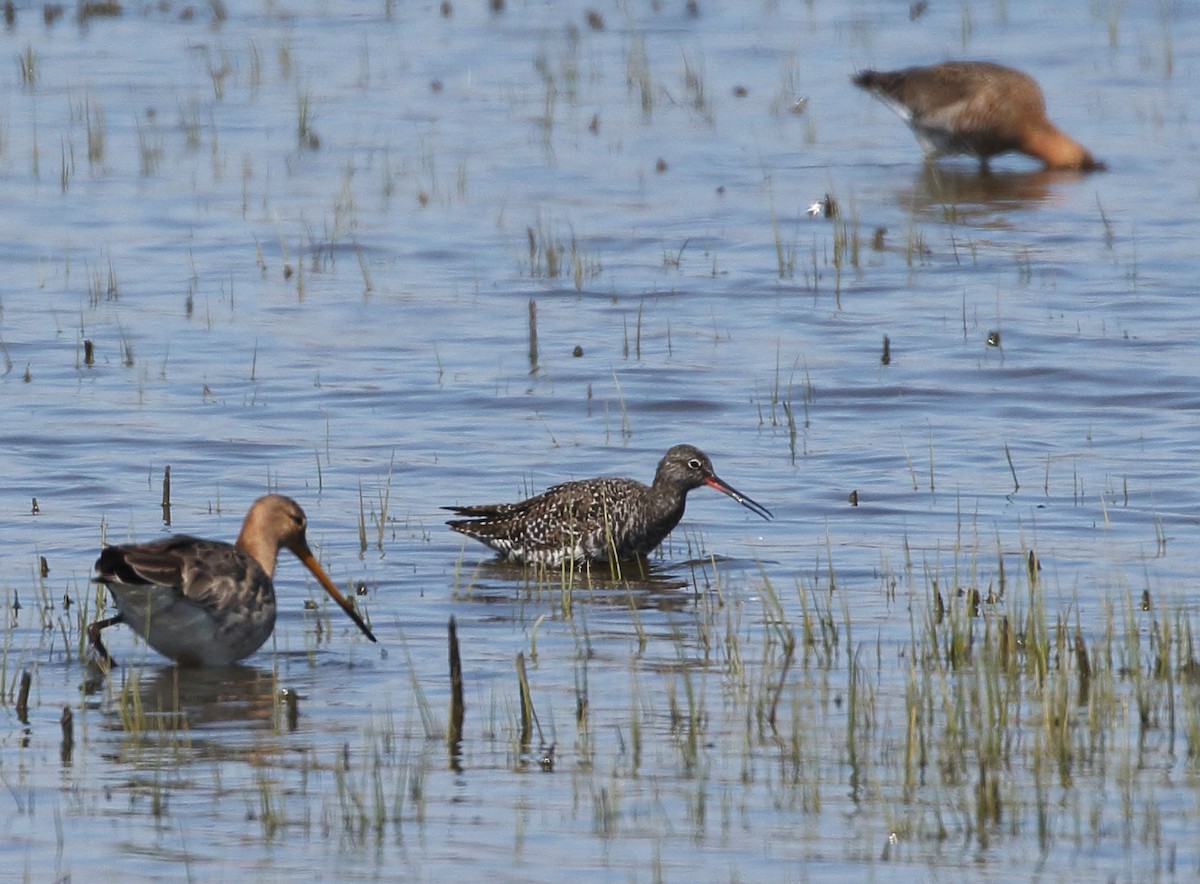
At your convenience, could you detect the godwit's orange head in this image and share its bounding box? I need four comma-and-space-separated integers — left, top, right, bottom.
237, 494, 377, 644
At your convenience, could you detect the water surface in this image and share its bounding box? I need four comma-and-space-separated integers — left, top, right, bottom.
1, 1, 1198, 880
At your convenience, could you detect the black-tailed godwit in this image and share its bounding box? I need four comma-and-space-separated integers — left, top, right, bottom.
445, 444, 772, 567
89, 494, 377, 666
853, 61, 1103, 171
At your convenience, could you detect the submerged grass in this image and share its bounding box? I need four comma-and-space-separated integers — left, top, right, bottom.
0, 3, 1185, 877
12, 522, 1199, 878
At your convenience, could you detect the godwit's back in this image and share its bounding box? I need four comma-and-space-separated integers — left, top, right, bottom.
853, 61, 1103, 171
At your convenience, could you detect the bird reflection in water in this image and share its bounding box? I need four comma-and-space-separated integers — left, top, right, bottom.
882, 165, 1096, 229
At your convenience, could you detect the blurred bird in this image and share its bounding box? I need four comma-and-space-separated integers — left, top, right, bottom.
853, 61, 1103, 171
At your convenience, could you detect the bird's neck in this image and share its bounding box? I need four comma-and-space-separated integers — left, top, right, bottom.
1021, 123, 1092, 169
640, 481, 689, 532
235, 518, 280, 577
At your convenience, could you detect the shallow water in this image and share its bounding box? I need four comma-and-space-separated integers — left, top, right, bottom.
2, 0, 1199, 880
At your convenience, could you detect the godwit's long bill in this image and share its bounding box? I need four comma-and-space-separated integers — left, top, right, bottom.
89, 494, 377, 667
852, 61, 1103, 171
445, 444, 772, 568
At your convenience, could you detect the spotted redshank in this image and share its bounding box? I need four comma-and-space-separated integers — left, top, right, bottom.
853, 61, 1103, 171
445, 444, 773, 567
89, 494, 377, 667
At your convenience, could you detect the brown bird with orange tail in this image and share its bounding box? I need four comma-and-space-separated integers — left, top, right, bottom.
853, 61, 1103, 171
90, 494, 377, 667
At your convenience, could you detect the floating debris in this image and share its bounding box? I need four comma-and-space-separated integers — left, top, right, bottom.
807, 193, 837, 219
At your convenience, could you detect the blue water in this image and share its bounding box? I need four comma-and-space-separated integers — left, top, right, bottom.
1, 0, 1198, 879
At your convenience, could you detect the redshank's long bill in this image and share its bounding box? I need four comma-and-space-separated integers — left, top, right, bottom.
89, 494, 377, 667
852, 61, 1103, 171
444, 444, 772, 568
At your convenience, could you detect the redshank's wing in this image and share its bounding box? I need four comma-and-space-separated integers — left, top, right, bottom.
443, 478, 594, 523
447, 478, 660, 564
443, 501, 525, 518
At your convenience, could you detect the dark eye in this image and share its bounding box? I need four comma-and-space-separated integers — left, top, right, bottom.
688, 458, 702, 470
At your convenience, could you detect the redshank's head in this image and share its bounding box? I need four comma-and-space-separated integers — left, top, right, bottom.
658, 445, 773, 521
241, 495, 378, 644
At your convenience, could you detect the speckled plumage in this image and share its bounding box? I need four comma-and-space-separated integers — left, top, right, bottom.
853, 61, 1103, 171
90, 494, 376, 667
445, 444, 772, 567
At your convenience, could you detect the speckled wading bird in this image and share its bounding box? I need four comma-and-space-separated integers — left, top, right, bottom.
89, 494, 377, 667
445, 444, 773, 567
852, 61, 1103, 171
